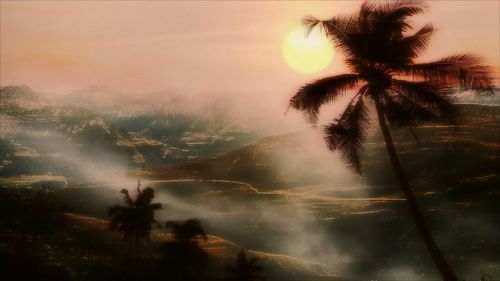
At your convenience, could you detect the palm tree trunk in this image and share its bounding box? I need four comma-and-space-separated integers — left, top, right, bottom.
374, 98, 458, 281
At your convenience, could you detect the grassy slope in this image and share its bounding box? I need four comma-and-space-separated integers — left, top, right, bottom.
7, 211, 338, 281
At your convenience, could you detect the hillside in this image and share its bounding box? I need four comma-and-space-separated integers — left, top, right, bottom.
63, 213, 338, 281
0, 185, 339, 281
141, 104, 499, 195
0, 86, 260, 185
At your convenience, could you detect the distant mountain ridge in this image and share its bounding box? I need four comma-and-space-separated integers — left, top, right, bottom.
58, 86, 135, 112
0, 85, 261, 185
0, 85, 46, 109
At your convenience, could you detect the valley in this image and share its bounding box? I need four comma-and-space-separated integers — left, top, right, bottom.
1, 85, 499, 280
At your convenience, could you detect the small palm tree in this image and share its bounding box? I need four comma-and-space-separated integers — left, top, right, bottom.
289, 1, 492, 281
108, 181, 162, 250
166, 219, 208, 242
160, 219, 208, 281
224, 250, 265, 281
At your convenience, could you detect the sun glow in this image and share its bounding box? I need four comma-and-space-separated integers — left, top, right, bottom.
282, 27, 334, 74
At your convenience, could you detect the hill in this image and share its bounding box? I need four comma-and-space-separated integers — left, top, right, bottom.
0, 86, 260, 185
141, 104, 499, 195
0, 184, 339, 281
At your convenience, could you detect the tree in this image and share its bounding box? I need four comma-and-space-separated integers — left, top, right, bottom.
224, 250, 265, 281
108, 181, 162, 250
160, 219, 209, 281
288, 1, 493, 280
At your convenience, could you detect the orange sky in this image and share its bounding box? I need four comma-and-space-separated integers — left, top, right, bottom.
1, 1, 499, 96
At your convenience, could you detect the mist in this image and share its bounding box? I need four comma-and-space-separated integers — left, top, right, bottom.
2, 79, 499, 280
1, 1, 499, 279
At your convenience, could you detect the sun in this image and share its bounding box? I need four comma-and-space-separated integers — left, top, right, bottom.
282, 26, 334, 74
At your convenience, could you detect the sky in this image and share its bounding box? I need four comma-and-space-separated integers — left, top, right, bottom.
1, 0, 499, 99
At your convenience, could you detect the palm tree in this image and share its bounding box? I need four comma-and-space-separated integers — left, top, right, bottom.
288, 1, 493, 281
108, 181, 162, 250
224, 250, 265, 281
160, 219, 208, 281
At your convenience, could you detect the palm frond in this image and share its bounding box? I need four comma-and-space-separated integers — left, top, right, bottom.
136, 187, 155, 207
395, 54, 493, 92
166, 219, 207, 241
146, 202, 163, 211
345, 1, 427, 67
382, 91, 439, 128
401, 24, 434, 59
314, 15, 358, 55
378, 0, 426, 18
359, 1, 377, 34
290, 74, 360, 124
391, 79, 460, 123
323, 96, 369, 173
373, 0, 426, 36
303, 15, 320, 36
184, 219, 208, 241
120, 189, 134, 207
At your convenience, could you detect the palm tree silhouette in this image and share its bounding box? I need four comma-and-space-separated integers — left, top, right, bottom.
160, 219, 208, 281
288, 1, 492, 281
108, 181, 162, 250
224, 250, 265, 281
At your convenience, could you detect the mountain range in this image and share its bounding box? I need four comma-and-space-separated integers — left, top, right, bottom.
0, 85, 262, 185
